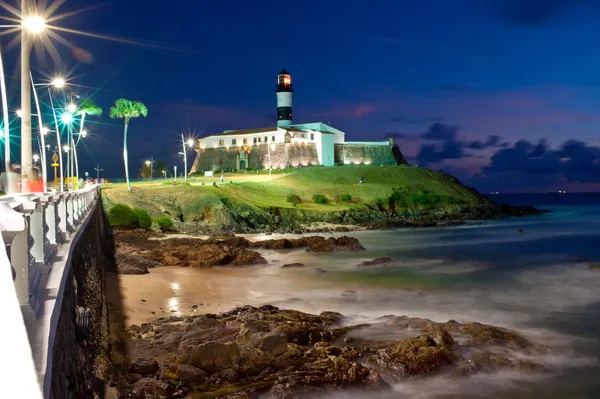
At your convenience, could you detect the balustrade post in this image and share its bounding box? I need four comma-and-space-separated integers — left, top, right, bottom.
65, 193, 75, 234
40, 194, 58, 267
0, 201, 28, 305
56, 193, 67, 244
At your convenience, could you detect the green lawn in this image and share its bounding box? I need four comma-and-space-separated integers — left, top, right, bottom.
101, 165, 486, 220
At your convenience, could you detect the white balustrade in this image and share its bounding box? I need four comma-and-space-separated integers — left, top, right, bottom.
0, 185, 100, 314
0, 184, 100, 398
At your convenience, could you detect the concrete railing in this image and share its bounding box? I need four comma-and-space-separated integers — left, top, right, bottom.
0, 184, 100, 398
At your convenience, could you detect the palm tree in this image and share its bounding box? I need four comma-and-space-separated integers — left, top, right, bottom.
109, 99, 148, 191
73, 99, 102, 186
76, 99, 102, 145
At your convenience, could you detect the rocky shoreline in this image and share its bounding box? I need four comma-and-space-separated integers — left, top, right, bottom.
114, 305, 546, 399
163, 203, 551, 236
115, 231, 366, 275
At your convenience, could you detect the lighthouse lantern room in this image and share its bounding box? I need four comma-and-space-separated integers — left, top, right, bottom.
276, 68, 294, 127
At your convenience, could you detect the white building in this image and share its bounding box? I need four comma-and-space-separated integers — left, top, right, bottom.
192, 69, 399, 172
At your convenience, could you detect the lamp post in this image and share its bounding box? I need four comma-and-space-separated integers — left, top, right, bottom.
0, 48, 12, 194
47, 79, 66, 191
30, 73, 48, 192
181, 135, 195, 182
162, 170, 166, 180
174, 166, 177, 183
145, 156, 154, 181
94, 164, 103, 182
20, 14, 46, 190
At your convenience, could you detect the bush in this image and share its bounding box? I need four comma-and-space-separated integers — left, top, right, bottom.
154, 215, 174, 232
312, 194, 328, 204
339, 193, 352, 202
108, 203, 137, 228
286, 194, 302, 206
133, 208, 152, 229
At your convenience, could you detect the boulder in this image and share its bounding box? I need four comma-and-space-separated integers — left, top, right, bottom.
179, 341, 241, 374
129, 357, 159, 375
230, 250, 268, 266
588, 264, 600, 270
132, 377, 170, 399
250, 332, 288, 356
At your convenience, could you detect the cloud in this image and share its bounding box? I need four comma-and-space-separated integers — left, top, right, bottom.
420, 122, 460, 141
487, 0, 590, 26
467, 135, 502, 150
415, 123, 506, 166
474, 139, 600, 187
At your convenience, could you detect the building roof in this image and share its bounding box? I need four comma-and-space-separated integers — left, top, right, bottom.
219, 127, 278, 136
279, 68, 290, 75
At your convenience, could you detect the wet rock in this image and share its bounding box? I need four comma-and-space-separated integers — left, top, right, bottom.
179, 341, 241, 374
130, 357, 159, 375
281, 262, 305, 268
588, 264, 600, 270
250, 332, 288, 356
122, 306, 545, 398
230, 250, 268, 266
132, 377, 170, 399
358, 257, 393, 267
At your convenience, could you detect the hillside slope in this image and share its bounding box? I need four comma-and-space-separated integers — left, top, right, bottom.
101, 165, 499, 232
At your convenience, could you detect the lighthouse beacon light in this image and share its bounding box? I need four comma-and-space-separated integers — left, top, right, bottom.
276, 68, 294, 127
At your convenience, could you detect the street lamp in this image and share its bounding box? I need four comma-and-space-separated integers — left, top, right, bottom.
32, 153, 39, 163
50, 78, 65, 88
16, 109, 23, 118
162, 170, 166, 180
47, 78, 67, 192
181, 134, 194, 182
145, 157, 154, 181
21, 13, 47, 190
66, 102, 77, 113
80, 129, 87, 138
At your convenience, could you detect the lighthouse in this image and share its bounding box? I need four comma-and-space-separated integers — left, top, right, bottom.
276, 68, 293, 127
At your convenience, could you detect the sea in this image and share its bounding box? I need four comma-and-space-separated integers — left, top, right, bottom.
120, 192, 600, 399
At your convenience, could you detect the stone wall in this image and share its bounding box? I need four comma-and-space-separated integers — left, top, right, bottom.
334, 144, 407, 166
190, 143, 320, 172
50, 202, 115, 399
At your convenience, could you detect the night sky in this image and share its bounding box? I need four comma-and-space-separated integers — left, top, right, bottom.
3, 0, 600, 192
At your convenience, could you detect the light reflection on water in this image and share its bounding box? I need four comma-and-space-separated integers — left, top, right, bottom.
119, 206, 600, 397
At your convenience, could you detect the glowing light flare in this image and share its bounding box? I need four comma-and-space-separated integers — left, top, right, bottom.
67, 103, 77, 112
50, 77, 65, 88
32, 154, 40, 162
40, 127, 49, 135
22, 16, 47, 33
62, 145, 69, 152
80, 130, 87, 138
145, 160, 151, 166
16, 109, 23, 118
186, 138, 195, 147
60, 113, 74, 124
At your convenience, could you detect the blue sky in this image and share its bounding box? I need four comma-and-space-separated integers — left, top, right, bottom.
2, 0, 600, 192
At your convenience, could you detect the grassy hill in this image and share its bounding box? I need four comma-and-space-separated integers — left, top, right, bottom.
101, 165, 496, 232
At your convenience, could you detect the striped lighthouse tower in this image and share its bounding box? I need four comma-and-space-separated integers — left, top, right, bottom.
276, 68, 294, 127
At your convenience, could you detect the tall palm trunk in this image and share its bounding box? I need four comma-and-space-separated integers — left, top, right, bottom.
77, 112, 86, 145
123, 121, 131, 191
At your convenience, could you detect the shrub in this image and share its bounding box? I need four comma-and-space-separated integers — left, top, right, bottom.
108, 203, 137, 228
339, 193, 352, 202
180, 181, 191, 186
286, 194, 302, 206
154, 215, 174, 232
133, 208, 152, 230
312, 194, 328, 204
